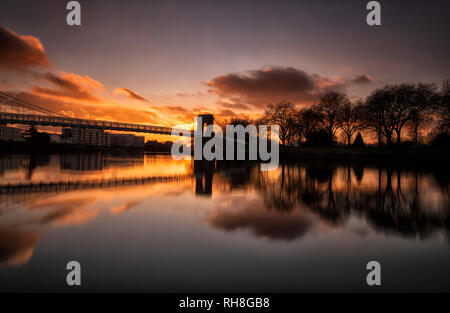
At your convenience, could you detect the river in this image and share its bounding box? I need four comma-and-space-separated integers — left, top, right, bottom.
0, 152, 449, 292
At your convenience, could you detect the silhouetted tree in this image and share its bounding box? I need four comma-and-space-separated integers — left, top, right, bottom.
361, 91, 387, 146
364, 85, 412, 146
294, 107, 321, 144
315, 91, 349, 143
338, 99, 362, 146
305, 128, 332, 146
353, 132, 365, 147
229, 116, 252, 127
23, 126, 50, 144
264, 101, 296, 145
430, 132, 450, 148
144, 140, 173, 152
439, 79, 450, 133
391, 84, 419, 145
408, 83, 438, 144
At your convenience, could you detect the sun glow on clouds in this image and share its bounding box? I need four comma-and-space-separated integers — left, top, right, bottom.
32, 72, 104, 103
114, 87, 148, 102
1, 25, 376, 132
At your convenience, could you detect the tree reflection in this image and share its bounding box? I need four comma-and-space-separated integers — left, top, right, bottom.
249, 162, 450, 240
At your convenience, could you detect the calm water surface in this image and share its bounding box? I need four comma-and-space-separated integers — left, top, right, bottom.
0, 153, 449, 292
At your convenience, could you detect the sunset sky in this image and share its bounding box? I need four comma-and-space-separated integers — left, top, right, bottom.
0, 0, 449, 140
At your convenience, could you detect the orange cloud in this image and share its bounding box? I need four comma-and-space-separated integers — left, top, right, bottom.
0, 26, 50, 71
0, 226, 41, 268
32, 72, 103, 102
110, 200, 140, 214
114, 87, 148, 102
28, 197, 100, 227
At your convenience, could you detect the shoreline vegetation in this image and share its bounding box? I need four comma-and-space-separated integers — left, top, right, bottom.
1, 141, 449, 165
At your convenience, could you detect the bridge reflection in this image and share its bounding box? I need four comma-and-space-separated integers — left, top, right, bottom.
194, 160, 214, 196
0, 153, 216, 198
0, 174, 192, 195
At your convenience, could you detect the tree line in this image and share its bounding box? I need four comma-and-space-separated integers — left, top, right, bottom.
228, 81, 450, 147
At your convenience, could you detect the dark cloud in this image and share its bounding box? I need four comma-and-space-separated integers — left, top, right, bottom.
114, 87, 148, 102
206, 66, 352, 108
0, 26, 50, 71
217, 99, 251, 111
206, 198, 314, 241
351, 74, 373, 85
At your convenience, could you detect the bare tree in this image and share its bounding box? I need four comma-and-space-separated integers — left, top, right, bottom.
391, 84, 417, 145
360, 98, 384, 147
228, 116, 252, 127
294, 107, 321, 144
264, 101, 296, 145
363, 88, 390, 146
408, 83, 438, 144
364, 84, 409, 146
315, 91, 349, 143
338, 99, 362, 146
439, 79, 450, 133
364, 83, 439, 145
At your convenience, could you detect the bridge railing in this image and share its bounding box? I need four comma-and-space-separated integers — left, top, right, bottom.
0, 112, 193, 136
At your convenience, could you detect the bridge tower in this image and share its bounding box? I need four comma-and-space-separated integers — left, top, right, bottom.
194, 114, 215, 196
197, 114, 214, 131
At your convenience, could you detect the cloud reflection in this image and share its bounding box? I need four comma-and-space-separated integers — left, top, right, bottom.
206, 197, 315, 241
0, 226, 40, 268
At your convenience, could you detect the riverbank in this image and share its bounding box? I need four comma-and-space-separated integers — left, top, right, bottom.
2, 141, 449, 166
280, 145, 450, 165
0, 141, 148, 154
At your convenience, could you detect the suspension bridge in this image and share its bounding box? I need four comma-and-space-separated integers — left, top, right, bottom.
0, 91, 197, 136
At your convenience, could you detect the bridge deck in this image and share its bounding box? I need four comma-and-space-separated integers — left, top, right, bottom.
0, 112, 193, 137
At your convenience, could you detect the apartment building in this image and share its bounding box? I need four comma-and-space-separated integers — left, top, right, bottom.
62, 127, 144, 148
0, 125, 25, 142
63, 127, 107, 146
110, 133, 145, 148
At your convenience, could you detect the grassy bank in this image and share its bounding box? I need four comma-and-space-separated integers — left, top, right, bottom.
280, 146, 450, 164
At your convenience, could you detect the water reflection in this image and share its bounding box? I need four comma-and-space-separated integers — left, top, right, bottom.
0, 153, 449, 291
205, 163, 449, 242
252, 163, 450, 240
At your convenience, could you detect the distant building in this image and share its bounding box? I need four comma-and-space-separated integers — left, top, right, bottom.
61, 128, 73, 144
63, 127, 106, 146
0, 125, 25, 142
104, 132, 112, 147
110, 133, 145, 148
61, 127, 144, 148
